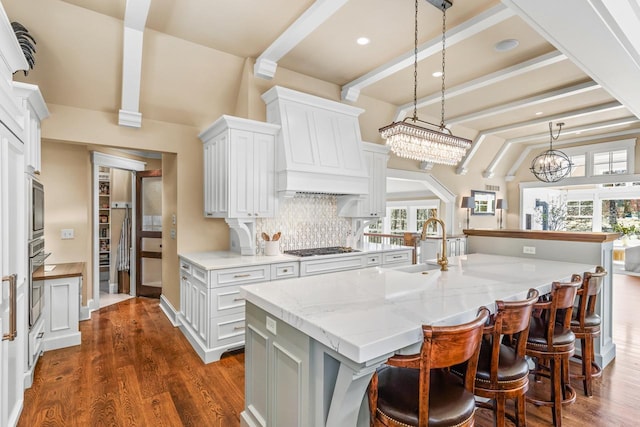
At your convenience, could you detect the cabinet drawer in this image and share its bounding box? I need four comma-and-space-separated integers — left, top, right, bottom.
212, 265, 271, 287
29, 317, 45, 367
209, 313, 246, 345
212, 286, 245, 315
300, 255, 366, 277
364, 254, 381, 266
179, 260, 192, 275
191, 265, 207, 282
270, 262, 300, 280
382, 250, 411, 265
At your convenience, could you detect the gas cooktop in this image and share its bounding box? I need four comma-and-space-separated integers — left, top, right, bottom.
284, 247, 360, 257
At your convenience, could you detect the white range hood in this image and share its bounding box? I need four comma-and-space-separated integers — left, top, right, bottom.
261, 86, 369, 197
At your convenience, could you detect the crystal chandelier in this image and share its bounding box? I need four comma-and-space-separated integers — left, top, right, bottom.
530, 122, 573, 183
379, 0, 471, 166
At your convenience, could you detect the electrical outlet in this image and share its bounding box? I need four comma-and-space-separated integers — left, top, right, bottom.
172, 214, 176, 225
61, 228, 74, 239
266, 316, 277, 335
170, 228, 176, 239
523, 246, 536, 254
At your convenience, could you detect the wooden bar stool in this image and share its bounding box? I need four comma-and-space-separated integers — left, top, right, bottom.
571, 266, 607, 396
368, 307, 489, 427
467, 288, 539, 427
525, 277, 582, 427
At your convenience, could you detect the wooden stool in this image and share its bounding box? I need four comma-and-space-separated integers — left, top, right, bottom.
468, 289, 539, 427
571, 266, 607, 396
368, 307, 489, 427
525, 277, 581, 427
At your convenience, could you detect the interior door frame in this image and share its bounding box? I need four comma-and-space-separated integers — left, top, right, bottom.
90, 152, 146, 317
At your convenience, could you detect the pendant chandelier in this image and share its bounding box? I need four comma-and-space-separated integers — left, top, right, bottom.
530, 122, 573, 183
379, 0, 471, 166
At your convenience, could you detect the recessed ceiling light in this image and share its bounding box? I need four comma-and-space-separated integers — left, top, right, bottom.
535, 111, 543, 116
494, 38, 519, 52
432, 71, 443, 77
356, 37, 370, 46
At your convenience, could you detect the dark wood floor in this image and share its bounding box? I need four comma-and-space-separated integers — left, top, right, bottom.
19, 274, 640, 426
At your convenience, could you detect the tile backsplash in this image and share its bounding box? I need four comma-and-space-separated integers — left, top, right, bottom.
256, 194, 352, 253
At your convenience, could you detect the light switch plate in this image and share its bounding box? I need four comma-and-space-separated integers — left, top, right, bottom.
61, 228, 74, 239
266, 316, 277, 335
170, 228, 176, 239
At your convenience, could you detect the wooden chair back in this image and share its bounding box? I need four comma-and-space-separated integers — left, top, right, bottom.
536, 276, 582, 351
574, 266, 607, 328
487, 288, 539, 381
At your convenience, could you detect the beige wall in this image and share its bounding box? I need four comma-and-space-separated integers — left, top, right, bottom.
162, 153, 179, 307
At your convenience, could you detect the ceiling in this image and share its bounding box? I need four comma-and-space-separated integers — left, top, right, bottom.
14, 0, 640, 184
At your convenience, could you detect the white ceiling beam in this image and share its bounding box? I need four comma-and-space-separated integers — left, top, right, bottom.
447, 81, 600, 125
340, 4, 514, 102
396, 50, 567, 121
455, 101, 624, 175
119, 0, 151, 128
502, 0, 640, 119
485, 117, 640, 178
505, 126, 640, 181
254, 0, 349, 80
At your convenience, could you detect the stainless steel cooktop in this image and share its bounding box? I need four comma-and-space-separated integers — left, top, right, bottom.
283, 247, 360, 257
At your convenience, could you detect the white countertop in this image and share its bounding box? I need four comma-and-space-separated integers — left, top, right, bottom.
180, 244, 411, 270
240, 253, 595, 364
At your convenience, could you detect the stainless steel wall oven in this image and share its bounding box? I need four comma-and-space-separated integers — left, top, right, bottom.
28, 238, 45, 328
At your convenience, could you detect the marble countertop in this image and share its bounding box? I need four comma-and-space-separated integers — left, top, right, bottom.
240, 253, 594, 364
180, 244, 412, 271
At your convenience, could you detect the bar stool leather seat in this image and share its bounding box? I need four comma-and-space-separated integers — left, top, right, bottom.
375, 367, 476, 427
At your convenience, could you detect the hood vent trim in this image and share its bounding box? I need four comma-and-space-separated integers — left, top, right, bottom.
262, 86, 369, 197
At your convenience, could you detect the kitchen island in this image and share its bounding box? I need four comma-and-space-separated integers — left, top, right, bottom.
240, 253, 596, 427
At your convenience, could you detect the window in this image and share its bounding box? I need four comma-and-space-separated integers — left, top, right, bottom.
593, 150, 627, 176
416, 208, 438, 233
389, 208, 407, 234
565, 200, 593, 231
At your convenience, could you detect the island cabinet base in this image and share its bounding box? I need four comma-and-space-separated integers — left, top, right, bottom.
241, 302, 386, 427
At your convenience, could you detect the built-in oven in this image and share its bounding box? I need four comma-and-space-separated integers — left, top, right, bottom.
29, 178, 44, 241
29, 238, 45, 328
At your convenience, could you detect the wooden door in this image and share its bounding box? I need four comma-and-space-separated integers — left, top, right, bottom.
136, 170, 162, 298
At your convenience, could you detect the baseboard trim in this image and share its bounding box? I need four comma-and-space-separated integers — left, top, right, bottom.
159, 295, 180, 327
80, 299, 95, 321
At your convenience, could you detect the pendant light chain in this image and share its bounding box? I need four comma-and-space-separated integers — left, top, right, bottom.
412, 0, 418, 122
440, 5, 447, 130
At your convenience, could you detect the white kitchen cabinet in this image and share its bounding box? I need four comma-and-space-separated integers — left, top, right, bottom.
43, 274, 81, 351
381, 249, 412, 266
178, 258, 271, 363
338, 142, 389, 218
199, 115, 280, 219
13, 82, 49, 177
420, 236, 467, 263
299, 253, 368, 277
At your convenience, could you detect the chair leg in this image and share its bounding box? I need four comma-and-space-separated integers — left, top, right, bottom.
582, 337, 594, 397
495, 396, 506, 427
515, 396, 527, 427
551, 355, 563, 427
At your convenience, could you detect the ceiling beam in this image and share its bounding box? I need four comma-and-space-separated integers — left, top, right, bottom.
455, 101, 624, 175
395, 50, 567, 121
485, 117, 640, 178
340, 4, 513, 102
447, 81, 600, 125
254, 0, 349, 80
505, 126, 640, 181
503, 0, 640, 119
119, 0, 151, 128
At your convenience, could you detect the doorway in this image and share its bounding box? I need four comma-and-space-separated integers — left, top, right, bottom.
136, 169, 162, 298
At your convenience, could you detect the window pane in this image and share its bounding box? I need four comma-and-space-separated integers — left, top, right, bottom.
566, 200, 593, 231
390, 208, 407, 234
416, 208, 437, 233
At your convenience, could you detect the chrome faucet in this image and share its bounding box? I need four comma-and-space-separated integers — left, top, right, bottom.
420, 217, 448, 271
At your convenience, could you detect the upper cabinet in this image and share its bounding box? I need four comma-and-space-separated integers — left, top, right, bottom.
199, 115, 280, 219
13, 82, 49, 176
339, 142, 389, 218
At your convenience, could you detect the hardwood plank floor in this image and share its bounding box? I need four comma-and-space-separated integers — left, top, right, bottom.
19, 274, 640, 426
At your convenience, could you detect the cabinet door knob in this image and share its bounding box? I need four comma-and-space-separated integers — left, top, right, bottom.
283, 269, 288, 273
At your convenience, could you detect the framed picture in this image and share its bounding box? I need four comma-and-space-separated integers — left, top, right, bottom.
471, 190, 496, 215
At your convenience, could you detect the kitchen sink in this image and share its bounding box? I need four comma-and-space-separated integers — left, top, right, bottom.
391, 263, 440, 274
